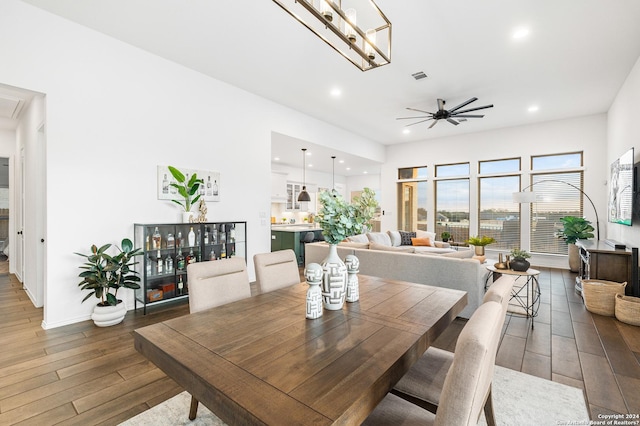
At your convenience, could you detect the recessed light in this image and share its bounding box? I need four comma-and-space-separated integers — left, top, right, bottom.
339, 160, 344, 164
512, 27, 530, 40
273, 157, 280, 161
528, 105, 539, 112
330, 88, 342, 97
346, 167, 351, 171
363, 171, 368, 174
403, 128, 411, 134
308, 164, 313, 167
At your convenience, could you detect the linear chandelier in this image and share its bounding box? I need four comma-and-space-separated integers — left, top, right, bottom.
272, 0, 392, 71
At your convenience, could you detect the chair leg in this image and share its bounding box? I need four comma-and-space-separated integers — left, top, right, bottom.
189, 395, 199, 420
483, 386, 497, 426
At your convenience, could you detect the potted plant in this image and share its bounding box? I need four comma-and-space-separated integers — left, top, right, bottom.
315, 188, 378, 310
168, 166, 204, 223
465, 235, 496, 259
441, 231, 451, 243
509, 248, 531, 272
76, 238, 143, 327
558, 216, 594, 272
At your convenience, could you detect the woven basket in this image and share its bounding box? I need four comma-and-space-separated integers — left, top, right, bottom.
615, 294, 640, 326
582, 279, 627, 316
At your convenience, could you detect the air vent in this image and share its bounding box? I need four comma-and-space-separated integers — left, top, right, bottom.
0, 94, 24, 119
411, 71, 427, 80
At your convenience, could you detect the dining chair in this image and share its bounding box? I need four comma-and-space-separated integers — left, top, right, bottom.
253, 249, 301, 294
389, 275, 515, 424
363, 300, 504, 426
186, 257, 252, 419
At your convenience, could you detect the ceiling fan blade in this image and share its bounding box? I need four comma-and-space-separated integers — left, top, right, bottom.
405, 118, 434, 127
429, 119, 439, 129
452, 104, 494, 115
446, 118, 460, 125
396, 116, 431, 120
406, 107, 434, 115
450, 114, 484, 118
448, 97, 478, 113
437, 99, 445, 111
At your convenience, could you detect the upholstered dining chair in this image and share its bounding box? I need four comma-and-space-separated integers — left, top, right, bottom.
186, 257, 252, 419
363, 300, 505, 426
389, 275, 515, 425
253, 249, 300, 294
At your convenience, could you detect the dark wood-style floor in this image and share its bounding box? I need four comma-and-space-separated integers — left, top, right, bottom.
1, 266, 639, 425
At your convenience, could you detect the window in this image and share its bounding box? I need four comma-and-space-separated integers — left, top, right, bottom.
478, 175, 521, 251
436, 163, 469, 177
478, 158, 522, 250
435, 179, 469, 243
528, 153, 584, 255
529, 172, 583, 255
397, 166, 428, 231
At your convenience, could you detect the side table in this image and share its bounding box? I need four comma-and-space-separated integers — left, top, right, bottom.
486, 265, 541, 329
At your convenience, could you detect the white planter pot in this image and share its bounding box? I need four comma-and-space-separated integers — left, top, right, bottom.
91, 300, 126, 327
182, 211, 195, 223
321, 244, 347, 310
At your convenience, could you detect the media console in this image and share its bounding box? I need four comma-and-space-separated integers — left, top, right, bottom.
576, 240, 638, 297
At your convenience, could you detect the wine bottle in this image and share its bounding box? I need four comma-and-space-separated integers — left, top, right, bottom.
167, 233, 175, 249
187, 248, 196, 265
188, 227, 195, 247
176, 251, 185, 271
177, 276, 184, 295
213, 179, 219, 196
220, 244, 226, 259
166, 254, 173, 273
206, 176, 212, 196
146, 255, 152, 276
204, 227, 209, 244
197, 228, 202, 245
209, 249, 216, 261
176, 231, 183, 248
156, 250, 163, 274
152, 227, 161, 249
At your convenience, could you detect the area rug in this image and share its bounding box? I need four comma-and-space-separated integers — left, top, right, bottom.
120, 366, 590, 425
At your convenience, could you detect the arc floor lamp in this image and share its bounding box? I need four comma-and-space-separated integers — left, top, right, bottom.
513, 179, 600, 241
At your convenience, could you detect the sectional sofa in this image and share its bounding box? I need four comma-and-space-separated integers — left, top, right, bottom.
304, 231, 491, 318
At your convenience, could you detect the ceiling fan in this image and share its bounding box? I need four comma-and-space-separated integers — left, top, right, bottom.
397, 97, 494, 129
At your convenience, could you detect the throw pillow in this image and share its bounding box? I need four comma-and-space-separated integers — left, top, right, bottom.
399, 231, 416, 246
416, 230, 437, 241
369, 242, 415, 253
347, 234, 369, 244
387, 230, 402, 247
367, 232, 392, 246
411, 237, 432, 246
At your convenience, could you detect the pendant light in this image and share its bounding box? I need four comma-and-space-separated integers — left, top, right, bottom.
298, 148, 311, 202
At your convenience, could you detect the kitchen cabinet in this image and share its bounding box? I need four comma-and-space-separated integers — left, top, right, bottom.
271, 172, 287, 202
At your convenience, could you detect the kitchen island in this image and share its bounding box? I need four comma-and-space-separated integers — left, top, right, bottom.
271, 224, 323, 265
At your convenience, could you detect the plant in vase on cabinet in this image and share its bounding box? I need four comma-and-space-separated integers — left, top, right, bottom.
316, 188, 378, 310
509, 248, 531, 272
75, 238, 143, 327
465, 235, 496, 263
168, 166, 204, 223
558, 216, 595, 272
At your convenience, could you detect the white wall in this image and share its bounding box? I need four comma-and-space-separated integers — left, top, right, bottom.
607, 55, 640, 249
382, 114, 608, 268
0, 0, 384, 328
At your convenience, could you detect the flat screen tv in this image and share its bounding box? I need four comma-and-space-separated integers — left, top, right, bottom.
608, 147, 634, 226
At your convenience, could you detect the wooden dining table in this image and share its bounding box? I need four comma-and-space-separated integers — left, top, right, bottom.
133, 275, 467, 425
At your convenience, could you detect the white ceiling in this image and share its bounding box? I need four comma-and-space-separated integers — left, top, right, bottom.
14, 0, 640, 175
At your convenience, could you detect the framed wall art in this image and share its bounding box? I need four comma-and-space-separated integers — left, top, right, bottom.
157, 166, 221, 202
